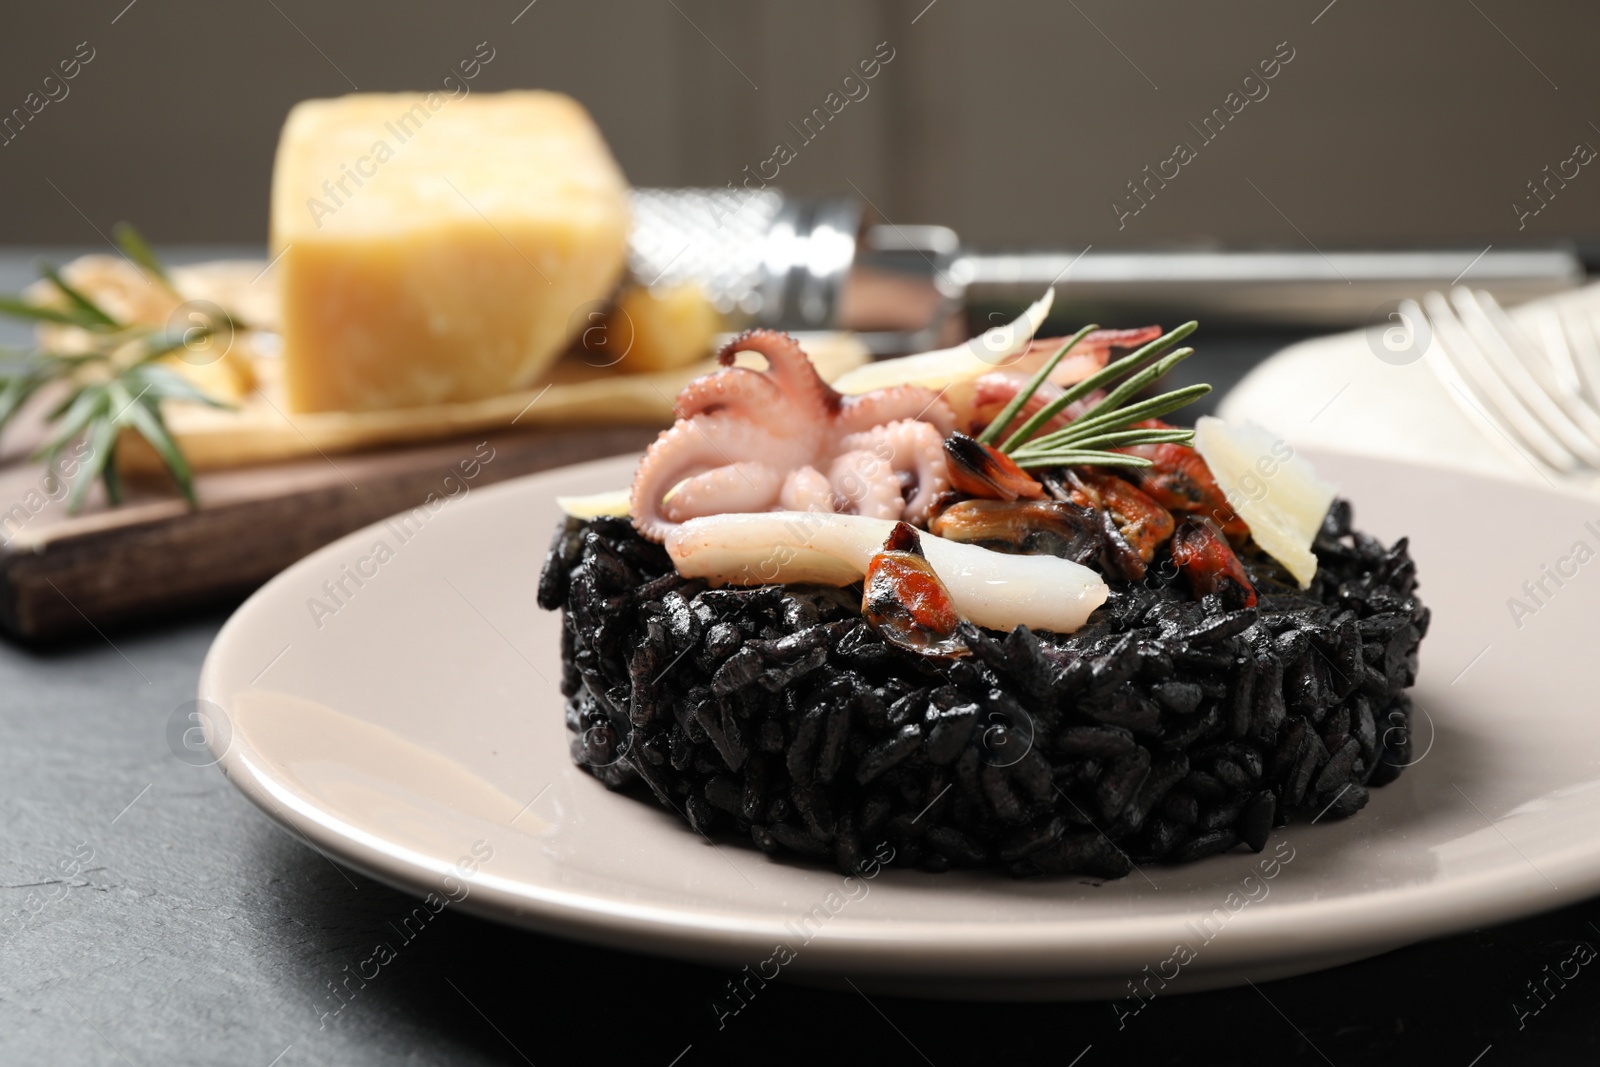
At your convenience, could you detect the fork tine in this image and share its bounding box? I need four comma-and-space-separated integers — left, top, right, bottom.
1529, 303, 1584, 397
1558, 300, 1600, 409
1421, 290, 1578, 474
1450, 287, 1600, 468
1472, 289, 1600, 452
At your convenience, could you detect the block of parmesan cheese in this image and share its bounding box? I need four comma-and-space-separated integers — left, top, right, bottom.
270, 91, 630, 413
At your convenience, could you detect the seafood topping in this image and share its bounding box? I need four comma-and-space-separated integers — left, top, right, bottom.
1170, 516, 1258, 608
942, 431, 1045, 501
929, 499, 1101, 566
630, 329, 956, 542
861, 523, 969, 658
1050, 468, 1175, 581
664, 511, 1110, 634
620, 301, 1318, 635
1116, 419, 1249, 546
1192, 416, 1337, 589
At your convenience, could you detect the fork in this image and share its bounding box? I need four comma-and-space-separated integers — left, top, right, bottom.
1417, 286, 1600, 485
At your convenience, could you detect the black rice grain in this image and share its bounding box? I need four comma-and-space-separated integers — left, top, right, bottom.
542, 497, 1425, 878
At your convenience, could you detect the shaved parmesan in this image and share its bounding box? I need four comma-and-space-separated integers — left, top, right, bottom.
1193, 417, 1337, 588
831, 289, 1054, 395
557, 489, 632, 519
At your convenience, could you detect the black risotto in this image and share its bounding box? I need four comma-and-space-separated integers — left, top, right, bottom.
538, 500, 1426, 878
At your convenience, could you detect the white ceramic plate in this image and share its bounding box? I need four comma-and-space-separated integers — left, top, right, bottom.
199, 450, 1600, 1000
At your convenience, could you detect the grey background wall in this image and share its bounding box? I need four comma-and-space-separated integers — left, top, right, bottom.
0, 0, 1596, 250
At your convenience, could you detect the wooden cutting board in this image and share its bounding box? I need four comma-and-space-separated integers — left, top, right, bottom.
0, 423, 657, 643
0, 253, 872, 644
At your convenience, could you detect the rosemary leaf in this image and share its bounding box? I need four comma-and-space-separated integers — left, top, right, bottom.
71, 418, 120, 512
975, 322, 1097, 446
0, 227, 239, 513
0, 377, 35, 429
100, 438, 124, 505
1043, 346, 1196, 441
1010, 450, 1154, 470
112, 222, 183, 298
117, 383, 197, 506
1022, 384, 1213, 453
34, 387, 106, 461
1041, 427, 1194, 450
0, 361, 59, 432
38, 264, 119, 329
129, 362, 234, 409
134, 327, 210, 364
999, 320, 1198, 453
46, 382, 90, 422
0, 295, 105, 329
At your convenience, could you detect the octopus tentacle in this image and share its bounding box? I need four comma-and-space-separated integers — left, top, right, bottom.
780, 466, 836, 513
631, 417, 803, 542
836, 385, 957, 436
674, 366, 788, 423
662, 463, 783, 523
839, 419, 949, 526
719, 329, 840, 423
634, 329, 964, 540
828, 449, 904, 520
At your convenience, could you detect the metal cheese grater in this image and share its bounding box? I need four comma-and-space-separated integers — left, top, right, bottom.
626, 187, 1584, 350
627, 188, 959, 353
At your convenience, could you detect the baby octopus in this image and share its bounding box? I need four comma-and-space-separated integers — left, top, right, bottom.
630, 330, 957, 543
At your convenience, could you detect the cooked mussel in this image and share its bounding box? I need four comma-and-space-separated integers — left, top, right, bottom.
1117, 422, 1249, 546
942, 431, 1045, 501
861, 522, 970, 658
929, 499, 1102, 566
1170, 516, 1257, 608
1048, 468, 1175, 580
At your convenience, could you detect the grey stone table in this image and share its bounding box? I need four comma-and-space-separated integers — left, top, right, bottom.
2, 253, 1597, 1065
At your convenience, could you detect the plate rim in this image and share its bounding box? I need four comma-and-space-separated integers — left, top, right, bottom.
199, 448, 1600, 982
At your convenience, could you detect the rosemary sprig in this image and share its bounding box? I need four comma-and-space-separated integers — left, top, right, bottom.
975, 322, 1100, 446
110, 221, 182, 297
977, 319, 1210, 471
0, 225, 234, 511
